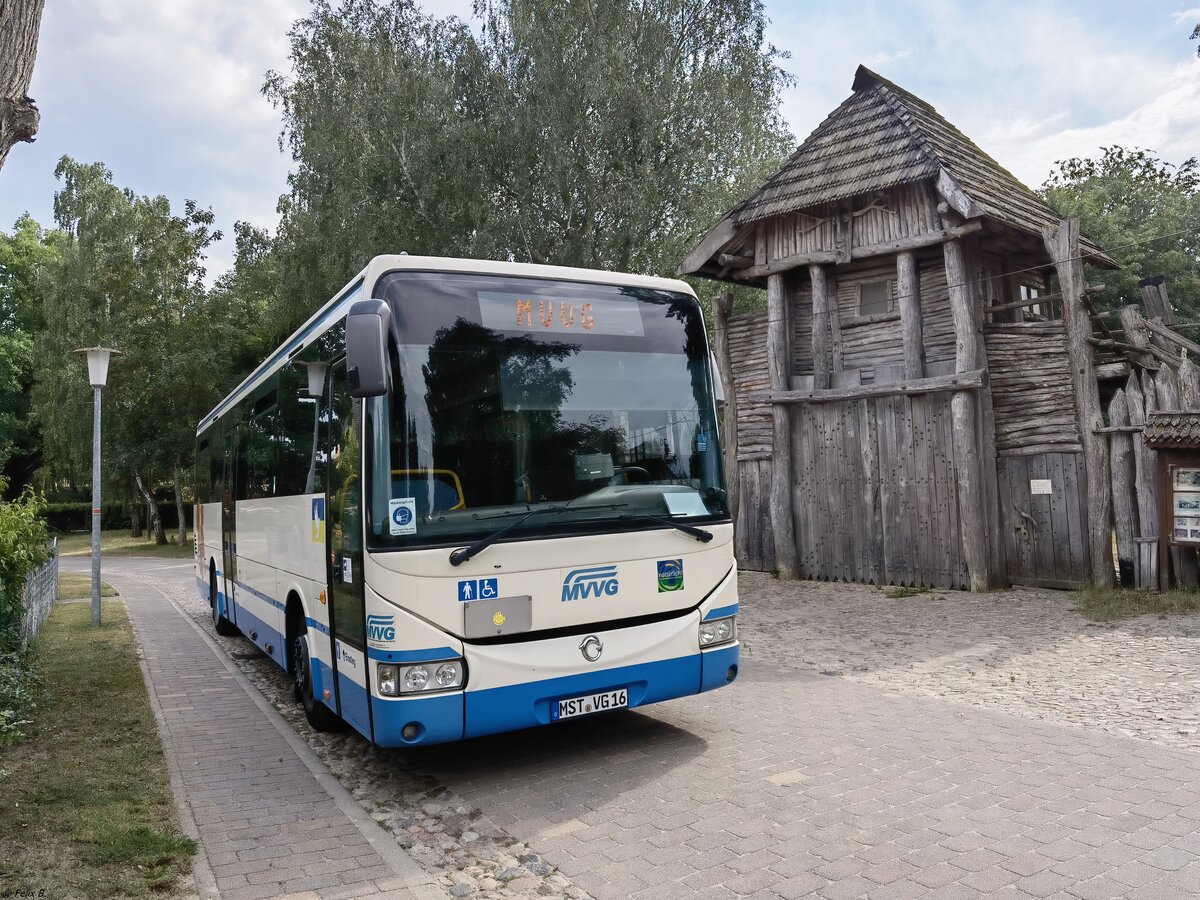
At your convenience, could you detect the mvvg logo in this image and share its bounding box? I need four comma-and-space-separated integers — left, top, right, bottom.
561, 565, 619, 602
366, 614, 396, 642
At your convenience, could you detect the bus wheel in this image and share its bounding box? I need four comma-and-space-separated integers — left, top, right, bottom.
292, 631, 341, 732
210, 568, 238, 636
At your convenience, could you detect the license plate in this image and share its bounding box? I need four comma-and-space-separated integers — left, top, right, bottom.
552, 688, 628, 721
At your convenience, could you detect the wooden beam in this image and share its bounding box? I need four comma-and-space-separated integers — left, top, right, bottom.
752, 369, 985, 405
936, 167, 985, 220
1095, 361, 1131, 380
897, 251, 925, 380
679, 217, 737, 275
766, 273, 799, 579
810, 265, 833, 390
1125, 371, 1158, 544
1141, 314, 1200, 357
732, 220, 984, 281
711, 290, 740, 532
716, 253, 753, 270
943, 236, 991, 591
1042, 218, 1114, 587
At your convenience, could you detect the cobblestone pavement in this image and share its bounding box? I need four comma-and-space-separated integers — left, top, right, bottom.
118, 560, 1200, 899
735, 573, 1200, 753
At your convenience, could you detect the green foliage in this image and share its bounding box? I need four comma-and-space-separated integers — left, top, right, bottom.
0, 215, 61, 493
0, 650, 36, 746
1041, 147, 1200, 319
265, 0, 793, 328
0, 477, 49, 653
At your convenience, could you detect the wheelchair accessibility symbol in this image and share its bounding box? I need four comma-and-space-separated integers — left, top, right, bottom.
458, 578, 498, 602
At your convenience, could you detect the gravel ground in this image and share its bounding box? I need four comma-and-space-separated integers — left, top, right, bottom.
736, 571, 1200, 752
137, 565, 1200, 899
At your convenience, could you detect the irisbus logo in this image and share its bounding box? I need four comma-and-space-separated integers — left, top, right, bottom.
561, 566, 619, 602
366, 614, 396, 642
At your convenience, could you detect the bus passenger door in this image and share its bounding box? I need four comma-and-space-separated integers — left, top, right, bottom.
326, 364, 371, 737
220, 427, 238, 625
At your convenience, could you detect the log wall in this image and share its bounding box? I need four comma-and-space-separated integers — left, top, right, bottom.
984, 321, 1082, 455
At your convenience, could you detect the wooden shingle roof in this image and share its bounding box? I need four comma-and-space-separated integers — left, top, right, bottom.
1144, 412, 1200, 449
723, 65, 1113, 265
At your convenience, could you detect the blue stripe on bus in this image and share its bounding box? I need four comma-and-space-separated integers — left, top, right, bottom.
337, 669, 372, 737
366, 646, 458, 663
371, 692, 464, 746
700, 643, 740, 693
703, 603, 738, 621
234, 602, 287, 668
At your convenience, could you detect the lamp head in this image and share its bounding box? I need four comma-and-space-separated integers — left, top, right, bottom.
74, 347, 121, 387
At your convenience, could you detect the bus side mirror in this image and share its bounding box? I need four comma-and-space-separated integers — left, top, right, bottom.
346, 299, 392, 397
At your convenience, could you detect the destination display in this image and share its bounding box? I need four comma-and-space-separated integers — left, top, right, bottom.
478, 291, 646, 337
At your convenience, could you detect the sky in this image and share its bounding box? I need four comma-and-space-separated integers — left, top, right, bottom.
2, 0, 1198, 279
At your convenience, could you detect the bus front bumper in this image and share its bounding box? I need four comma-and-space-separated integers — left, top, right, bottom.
370, 621, 739, 747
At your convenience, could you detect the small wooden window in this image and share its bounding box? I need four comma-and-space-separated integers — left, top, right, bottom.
858, 280, 893, 317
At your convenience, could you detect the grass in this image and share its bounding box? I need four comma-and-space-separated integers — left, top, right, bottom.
882, 585, 931, 599
0, 601, 196, 898
56, 529, 193, 559
1075, 586, 1200, 622
58, 572, 118, 601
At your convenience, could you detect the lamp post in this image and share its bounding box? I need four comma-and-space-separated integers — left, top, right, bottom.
300, 362, 329, 494
75, 347, 120, 627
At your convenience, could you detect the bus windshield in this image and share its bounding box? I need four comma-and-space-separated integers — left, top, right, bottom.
364, 271, 728, 549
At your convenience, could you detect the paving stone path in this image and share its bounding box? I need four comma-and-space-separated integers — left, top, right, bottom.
94, 558, 1200, 900
76, 558, 449, 900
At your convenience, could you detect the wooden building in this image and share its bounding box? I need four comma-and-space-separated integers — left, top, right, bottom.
683, 65, 1118, 590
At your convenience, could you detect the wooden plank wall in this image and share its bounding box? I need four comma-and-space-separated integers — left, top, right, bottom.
734, 457, 775, 572
790, 392, 969, 588
765, 182, 941, 261
984, 321, 1082, 455
726, 311, 773, 458
996, 452, 1089, 587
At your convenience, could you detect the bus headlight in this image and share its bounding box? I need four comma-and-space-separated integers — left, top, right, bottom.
699, 616, 736, 648
379, 659, 466, 696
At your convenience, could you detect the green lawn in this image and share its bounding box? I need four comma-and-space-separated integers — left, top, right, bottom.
0, 602, 196, 898
1075, 586, 1200, 622
58, 571, 119, 600
56, 529, 193, 559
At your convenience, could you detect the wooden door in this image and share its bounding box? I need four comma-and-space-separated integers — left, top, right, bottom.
997, 451, 1090, 588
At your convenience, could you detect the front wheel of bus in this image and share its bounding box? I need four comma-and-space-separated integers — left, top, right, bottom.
292, 632, 340, 732
209, 568, 237, 637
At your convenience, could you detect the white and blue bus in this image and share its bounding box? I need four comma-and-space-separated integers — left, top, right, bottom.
194, 257, 739, 746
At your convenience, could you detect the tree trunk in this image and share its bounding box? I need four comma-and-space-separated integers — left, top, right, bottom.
173, 463, 188, 546
135, 473, 167, 545
129, 493, 143, 538
0, 0, 47, 172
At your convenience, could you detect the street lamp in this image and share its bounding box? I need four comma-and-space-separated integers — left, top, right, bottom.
74, 347, 121, 627
299, 361, 329, 494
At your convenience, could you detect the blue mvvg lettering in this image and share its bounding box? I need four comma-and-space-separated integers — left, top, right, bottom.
561, 565, 619, 602
366, 614, 396, 642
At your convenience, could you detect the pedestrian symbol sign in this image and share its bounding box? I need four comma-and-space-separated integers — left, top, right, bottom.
458, 578, 498, 602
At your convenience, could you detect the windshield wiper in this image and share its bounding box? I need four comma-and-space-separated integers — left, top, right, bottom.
618, 513, 714, 543
448, 502, 629, 566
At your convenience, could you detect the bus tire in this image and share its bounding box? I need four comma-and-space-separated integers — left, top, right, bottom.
292, 629, 341, 732
210, 566, 238, 637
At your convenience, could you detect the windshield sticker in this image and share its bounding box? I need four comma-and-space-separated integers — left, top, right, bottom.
657, 559, 684, 592
388, 497, 417, 535
311, 498, 325, 542
664, 491, 709, 517
458, 578, 499, 602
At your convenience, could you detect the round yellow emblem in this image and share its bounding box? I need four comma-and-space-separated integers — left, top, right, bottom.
492, 611, 507, 626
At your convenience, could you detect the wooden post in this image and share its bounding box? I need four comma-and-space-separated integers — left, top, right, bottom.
1179, 357, 1200, 408
1042, 219, 1114, 587
766, 273, 800, 579
711, 290, 740, 531
810, 264, 832, 390
1153, 364, 1197, 587
1126, 373, 1158, 541
1108, 390, 1136, 586
943, 237, 990, 590
1139, 275, 1176, 325
1116, 305, 1155, 370
897, 250, 925, 380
